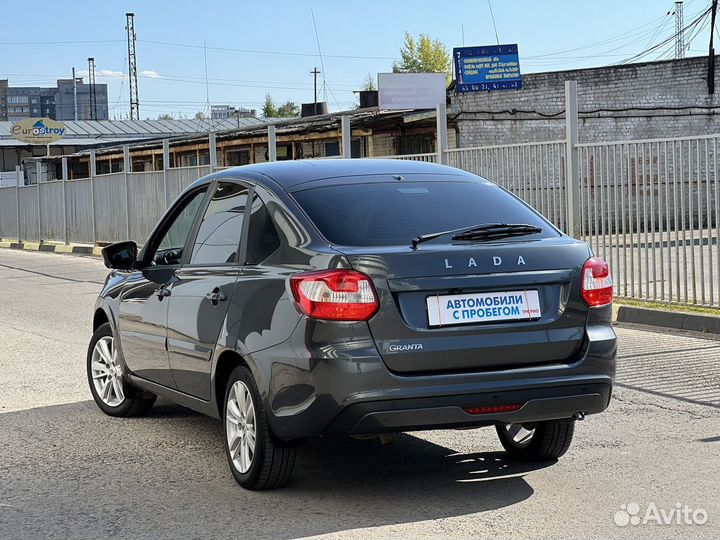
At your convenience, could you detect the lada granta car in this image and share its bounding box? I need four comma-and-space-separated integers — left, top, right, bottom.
87, 159, 617, 490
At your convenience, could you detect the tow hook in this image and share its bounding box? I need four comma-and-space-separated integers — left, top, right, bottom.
573, 412, 586, 421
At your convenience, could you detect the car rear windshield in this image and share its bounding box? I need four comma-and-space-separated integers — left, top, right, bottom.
292, 181, 559, 247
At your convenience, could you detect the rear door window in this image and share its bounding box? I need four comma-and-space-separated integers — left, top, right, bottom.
190, 182, 249, 265
245, 194, 281, 264
292, 181, 558, 247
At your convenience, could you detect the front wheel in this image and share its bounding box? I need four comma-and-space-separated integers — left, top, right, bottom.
496, 419, 575, 460
87, 323, 156, 417
223, 365, 296, 490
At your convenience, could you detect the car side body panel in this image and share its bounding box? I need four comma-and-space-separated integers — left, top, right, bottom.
94, 160, 617, 437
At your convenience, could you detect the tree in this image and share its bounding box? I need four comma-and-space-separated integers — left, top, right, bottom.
194, 111, 207, 120
360, 73, 376, 91
393, 32, 451, 84
262, 94, 300, 117
262, 94, 278, 118
276, 101, 300, 117
157, 113, 174, 120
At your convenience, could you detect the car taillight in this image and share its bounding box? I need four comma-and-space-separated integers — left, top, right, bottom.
289, 269, 379, 321
581, 257, 613, 307
464, 403, 523, 415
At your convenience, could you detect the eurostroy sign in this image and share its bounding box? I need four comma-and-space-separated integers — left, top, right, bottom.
11, 118, 66, 144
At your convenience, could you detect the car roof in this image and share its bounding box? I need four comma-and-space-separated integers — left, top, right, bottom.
213, 158, 480, 191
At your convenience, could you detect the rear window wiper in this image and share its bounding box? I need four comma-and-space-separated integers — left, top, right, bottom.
411, 223, 542, 249
452, 223, 542, 241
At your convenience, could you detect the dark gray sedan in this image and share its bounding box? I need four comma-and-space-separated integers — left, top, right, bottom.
88, 159, 616, 490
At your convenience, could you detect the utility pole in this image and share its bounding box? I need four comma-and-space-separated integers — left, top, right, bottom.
674, 1, 685, 59
72, 67, 78, 121
710, 0, 718, 94
311, 67, 321, 114
88, 57, 97, 120
126, 12, 140, 120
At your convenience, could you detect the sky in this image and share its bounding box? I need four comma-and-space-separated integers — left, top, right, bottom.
1, 0, 716, 119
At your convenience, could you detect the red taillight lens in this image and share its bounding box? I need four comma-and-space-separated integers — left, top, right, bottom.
464, 403, 523, 415
581, 257, 613, 307
289, 269, 379, 321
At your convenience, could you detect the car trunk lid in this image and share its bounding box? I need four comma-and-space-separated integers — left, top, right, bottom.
343, 238, 591, 374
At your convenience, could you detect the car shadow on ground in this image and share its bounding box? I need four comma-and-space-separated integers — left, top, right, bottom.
0, 399, 554, 540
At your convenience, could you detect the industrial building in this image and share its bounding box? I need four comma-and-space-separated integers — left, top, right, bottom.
21, 106, 447, 182
0, 78, 109, 122
0, 117, 271, 180
210, 105, 257, 120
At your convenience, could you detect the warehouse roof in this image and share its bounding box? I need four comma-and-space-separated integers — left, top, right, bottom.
0, 117, 272, 146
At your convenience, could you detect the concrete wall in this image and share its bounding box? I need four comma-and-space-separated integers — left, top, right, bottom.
451, 56, 720, 147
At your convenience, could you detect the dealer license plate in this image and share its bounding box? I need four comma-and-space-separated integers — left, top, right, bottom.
426, 290, 541, 327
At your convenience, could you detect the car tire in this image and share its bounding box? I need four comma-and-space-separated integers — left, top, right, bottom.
87, 323, 156, 417
496, 419, 575, 460
223, 365, 296, 490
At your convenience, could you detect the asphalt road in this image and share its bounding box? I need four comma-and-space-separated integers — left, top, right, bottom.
0, 248, 718, 540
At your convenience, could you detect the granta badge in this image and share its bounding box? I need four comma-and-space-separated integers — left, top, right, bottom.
388, 343, 424, 352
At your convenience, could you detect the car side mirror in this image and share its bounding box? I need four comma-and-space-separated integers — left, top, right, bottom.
101, 241, 138, 270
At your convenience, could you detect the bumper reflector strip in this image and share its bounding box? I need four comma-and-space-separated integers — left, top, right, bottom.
464, 403, 523, 415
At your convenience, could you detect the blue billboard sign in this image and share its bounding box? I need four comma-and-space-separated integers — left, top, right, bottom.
454, 44, 522, 92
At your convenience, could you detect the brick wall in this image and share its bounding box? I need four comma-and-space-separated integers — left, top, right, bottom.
450, 56, 720, 147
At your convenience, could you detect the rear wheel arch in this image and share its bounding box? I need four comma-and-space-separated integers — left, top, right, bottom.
214, 349, 250, 416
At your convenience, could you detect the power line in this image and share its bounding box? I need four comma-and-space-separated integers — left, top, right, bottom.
487, 0, 501, 45
138, 38, 398, 60
310, 9, 341, 110
0, 39, 124, 45
617, 5, 711, 64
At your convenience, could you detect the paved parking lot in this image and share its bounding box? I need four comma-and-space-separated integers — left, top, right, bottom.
0, 248, 718, 539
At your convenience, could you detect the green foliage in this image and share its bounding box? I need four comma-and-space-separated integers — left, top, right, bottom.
276, 101, 300, 117
361, 73, 376, 91
263, 94, 300, 117
157, 113, 174, 120
392, 32, 451, 84
262, 94, 278, 118
194, 111, 206, 120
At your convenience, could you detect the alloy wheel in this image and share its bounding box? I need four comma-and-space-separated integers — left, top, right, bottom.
90, 336, 125, 407
226, 380, 257, 474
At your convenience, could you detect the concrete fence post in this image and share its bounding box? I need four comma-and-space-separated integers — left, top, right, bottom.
341, 116, 351, 158
15, 165, 21, 241
268, 126, 277, 162
564, 80, 581, 238
123, 145, 130, 242
88, 150, 96, 245
35, 161, 42, 243
61, 157, 69, 245
209, 132, 218, 170
436, 102, 448, 165
162, 139, 170, 209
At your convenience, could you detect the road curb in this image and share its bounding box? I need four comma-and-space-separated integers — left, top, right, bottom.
0, 241, 100, 257
615, 304, 720, 334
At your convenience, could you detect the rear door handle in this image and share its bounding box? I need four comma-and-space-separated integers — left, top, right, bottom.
205, 288, 227, 304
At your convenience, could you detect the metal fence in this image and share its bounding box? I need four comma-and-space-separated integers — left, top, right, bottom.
446, 142, 568, 232
0, 165, 211, 246
444, 136, 720, 307
3, 127, 720, 309
577, 136, 720, 306
374, 152, 437, 162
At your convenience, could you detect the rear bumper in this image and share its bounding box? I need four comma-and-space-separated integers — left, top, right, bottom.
324, 382, 611, 435
246, 316, 616, 440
